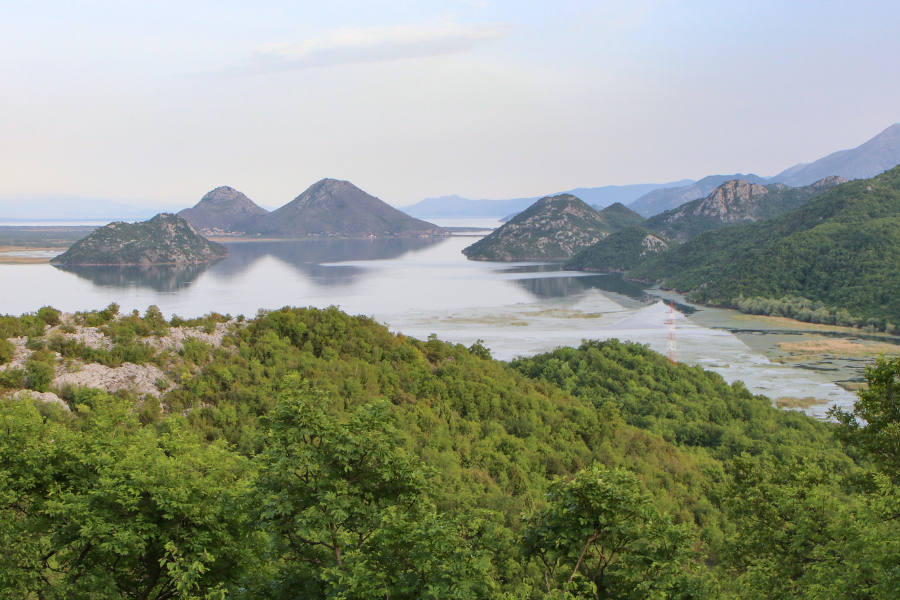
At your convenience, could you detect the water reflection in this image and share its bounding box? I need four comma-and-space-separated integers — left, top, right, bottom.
54, 262, 215, 293
54, 238, 447, 292
514, 272, 652, 301
216, 238, 444, 286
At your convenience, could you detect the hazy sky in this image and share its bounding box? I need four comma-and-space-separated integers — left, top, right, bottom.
2, 0, 899, 208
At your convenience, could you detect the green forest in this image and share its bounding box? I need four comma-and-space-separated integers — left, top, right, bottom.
629, 166, 900, 328
1, 304, 899, 599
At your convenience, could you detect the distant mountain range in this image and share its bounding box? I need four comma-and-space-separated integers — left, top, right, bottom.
770, 123, 900, 186
400, 181, 693, 219
0, 195, 182, 221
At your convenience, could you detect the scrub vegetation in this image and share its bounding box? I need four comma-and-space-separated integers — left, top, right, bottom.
1, 304, 899, 598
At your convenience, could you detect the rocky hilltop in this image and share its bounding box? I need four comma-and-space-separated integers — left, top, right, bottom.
627, 173, 771, 217
50, 213, 228, 266
248, 179, 445, 237
564, 226, 670, 272
644, 176, 845, 242
177, 186, 269, 233
462, 194, 613, 261
772, 123, 900, 186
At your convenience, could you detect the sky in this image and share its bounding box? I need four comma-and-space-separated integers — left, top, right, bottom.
1, 0, 899, 208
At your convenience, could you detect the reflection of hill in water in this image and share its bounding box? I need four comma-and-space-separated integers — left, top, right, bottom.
514, 273, 650, 300
54, 262, 215, 293
212, 238, 443, 285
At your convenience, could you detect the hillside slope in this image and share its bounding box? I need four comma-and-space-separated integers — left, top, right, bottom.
627, 173, 771, 217
50, 213, 228, 266
177, 186, 269, 232
249, 179, 444, 237
564, 225, 670, 272
644, 176, 844, 242
773, 123, 900, 186
630, 166, 900, 324
462, 194, 612, 260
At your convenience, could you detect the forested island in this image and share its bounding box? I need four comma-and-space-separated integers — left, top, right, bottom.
50, 213, 228, 266
1, 303, 898, 598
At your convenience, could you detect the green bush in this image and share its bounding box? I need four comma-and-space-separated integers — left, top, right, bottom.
0, 338, 14, 365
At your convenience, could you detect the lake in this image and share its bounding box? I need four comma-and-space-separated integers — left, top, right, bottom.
0, 225, 873, 418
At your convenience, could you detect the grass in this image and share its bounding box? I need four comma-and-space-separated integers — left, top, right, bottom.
777, 338, 900, 356
774, 396, 823, 409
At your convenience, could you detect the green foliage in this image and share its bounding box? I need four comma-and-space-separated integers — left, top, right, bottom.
722, 454, 900, 599
0, 339, 13, 365
733, 294, 879, 329
831, 355, 900, 480
596, 203, 646, 231
564, 226, 672, 272
0, 368, 25, 390
249, 376, 497, 598
0, 393, 255, 599
509, 339, 842, 463
74, 302, 121, 327
25, 350, 55, 392
170, 312, 231, 333
36, 305, 62, 327
523, 466, 703, 599
631, 166, 900, 324
6, 302, 899, 598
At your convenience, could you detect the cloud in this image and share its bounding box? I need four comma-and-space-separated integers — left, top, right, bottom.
214, 22, 510, 76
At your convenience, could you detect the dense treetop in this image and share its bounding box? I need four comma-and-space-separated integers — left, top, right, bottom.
1, 304, 898, 598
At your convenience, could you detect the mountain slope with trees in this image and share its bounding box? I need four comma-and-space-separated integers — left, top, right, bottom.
644, 176, 845, 242
462, 194, 614, 261
1, 303, 898, 597
563, 226, 670, 272
630, 165, 900, 327
49, 213, 228, 266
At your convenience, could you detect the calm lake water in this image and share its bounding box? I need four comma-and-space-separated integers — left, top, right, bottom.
0, 226, 867, 417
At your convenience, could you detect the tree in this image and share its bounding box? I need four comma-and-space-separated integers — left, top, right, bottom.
830, 355, 900, 481
522, 466, 702, 599
250, 375, 496, 599
0, 390, 254, 600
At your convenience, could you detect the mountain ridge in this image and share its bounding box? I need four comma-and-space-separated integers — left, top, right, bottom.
248, 178, 445, 238
772, 123, 900, 186
177, 186, 269, 232
643, 176, 845, 242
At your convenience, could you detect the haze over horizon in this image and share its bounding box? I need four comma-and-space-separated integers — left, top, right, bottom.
2, 1, 899, 209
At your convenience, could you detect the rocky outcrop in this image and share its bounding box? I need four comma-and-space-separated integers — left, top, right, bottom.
178, 186, 269, 233
641, 233, 668, 254
50, 213, 229, 266
463, 194, 614, 261
54, 362, 167, 399
644, 177, 846, 242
